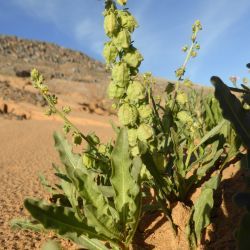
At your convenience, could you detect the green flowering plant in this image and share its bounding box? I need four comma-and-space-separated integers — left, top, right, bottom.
11, 0, 243, 249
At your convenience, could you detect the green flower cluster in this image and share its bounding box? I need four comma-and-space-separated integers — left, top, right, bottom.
103, 0, 155, 156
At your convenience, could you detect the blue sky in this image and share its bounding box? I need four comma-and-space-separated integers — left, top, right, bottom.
0, 0, 250, 85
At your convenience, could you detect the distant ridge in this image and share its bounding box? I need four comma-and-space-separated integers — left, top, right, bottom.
0, 35, 108, 84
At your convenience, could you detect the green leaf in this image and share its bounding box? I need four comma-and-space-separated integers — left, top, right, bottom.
192, 120, 226, 152
203, 175, 221, 190
53, 132, 83, 210
192, 189, 213, 243
10, 218, 44, 232
53, 132, 83, 176
41, 240, 61, 250
24, 198, 99, 238
196, 149, 223, 178
110, 128, 141, 242
66, 233, 111, 250
73, 168, 121, 240
211, 76, 250, 149
188, 175, 220, 246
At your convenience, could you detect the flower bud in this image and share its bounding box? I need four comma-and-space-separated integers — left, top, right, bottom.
182, 45, 188, 52
113, 29, 131, 50
112, 62, 130, 87
108, 82, 125, 99
137, 123, 154, 142
63, 124, 71, 134
118, 103, 138, 126
62, 106, 71, 114
175, 67, 185, 78
103, 41, 118, 64
194, 20, 202, 30
127, 81, 146, 101
191, 50, 197, 58
195, 43, 200, 50
123, 47, 143, 68
104, 11, 119, 37
117, 0, 127, 6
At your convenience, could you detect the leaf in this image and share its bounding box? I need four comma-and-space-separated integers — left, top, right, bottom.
110, 127, 141, 242
41, 240, 61, 250
192, 120, 226, 152
10, 218, 44, 232
188, 175, 220, 245
237, 212, 250, 250
73, 168, 121, 240
203, 175, 221, 190
53, 132, 83, 210
66, 233, 111, 250
39, 174, 57, 194
53, 132, 83, 177
192, 189, 213, 243
211, 76, 250, 149
196, 149, 223, 178
141, 151, 169, 198
24, 198, 99, 238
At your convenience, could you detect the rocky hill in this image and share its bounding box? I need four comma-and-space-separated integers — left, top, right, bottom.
0, 35, 108, 84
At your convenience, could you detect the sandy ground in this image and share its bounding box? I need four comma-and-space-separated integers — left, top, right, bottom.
0, 114, 116, 250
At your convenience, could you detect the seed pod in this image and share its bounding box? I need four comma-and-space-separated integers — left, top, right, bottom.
183, 78, 193, 87
103, 41, 118, 64
113, 29, 131, 50
108, 82, 125, 99
123, 47, 143, 68
177, 111, 193, 124
118, 10, 138, 32
137, 123, 154, 142
118, 103, 138, 126
128, 128, 138, 146
176, 92, 188, 105
104, 11, 119, 37
131, 146, 140, 156
82, 154, 94, 168
127, 81, 146, 101
112, 62, 130, 87
138, 104, 153, 122
117, 0, 127, 6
